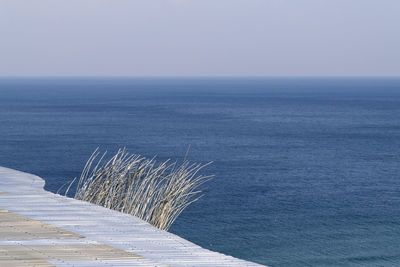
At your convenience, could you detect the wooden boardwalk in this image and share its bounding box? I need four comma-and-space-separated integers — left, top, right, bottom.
0, 166, 265, 267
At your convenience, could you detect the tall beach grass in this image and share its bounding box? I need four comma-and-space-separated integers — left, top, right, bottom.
65, 148, 213, 231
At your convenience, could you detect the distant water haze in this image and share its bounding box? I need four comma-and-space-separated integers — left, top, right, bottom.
0, 0, 399, 77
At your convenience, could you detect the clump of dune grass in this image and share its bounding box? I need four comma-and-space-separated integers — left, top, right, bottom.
66, 148, 213, 231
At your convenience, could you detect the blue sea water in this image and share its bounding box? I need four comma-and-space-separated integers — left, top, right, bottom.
1, 77, 400, 266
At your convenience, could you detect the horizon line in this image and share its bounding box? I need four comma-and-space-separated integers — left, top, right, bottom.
1, 75, 400, 79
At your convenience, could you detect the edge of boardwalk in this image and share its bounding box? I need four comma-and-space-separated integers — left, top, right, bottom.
0, 166, 266, 267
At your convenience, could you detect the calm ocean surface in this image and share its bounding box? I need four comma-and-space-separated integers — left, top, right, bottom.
1, 77, 400, 266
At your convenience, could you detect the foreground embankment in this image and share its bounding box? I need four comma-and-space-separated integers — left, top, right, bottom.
0, 166, 265, 267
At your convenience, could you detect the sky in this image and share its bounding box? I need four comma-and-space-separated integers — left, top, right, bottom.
0, 0, 399, 77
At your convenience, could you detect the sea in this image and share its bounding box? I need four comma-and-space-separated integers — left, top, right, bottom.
1, 77, 400, 266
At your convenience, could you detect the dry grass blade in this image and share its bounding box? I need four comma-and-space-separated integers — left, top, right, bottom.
68, 148, 213, 231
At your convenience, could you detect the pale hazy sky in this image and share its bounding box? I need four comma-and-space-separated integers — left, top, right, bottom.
0, 0, 399, 77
